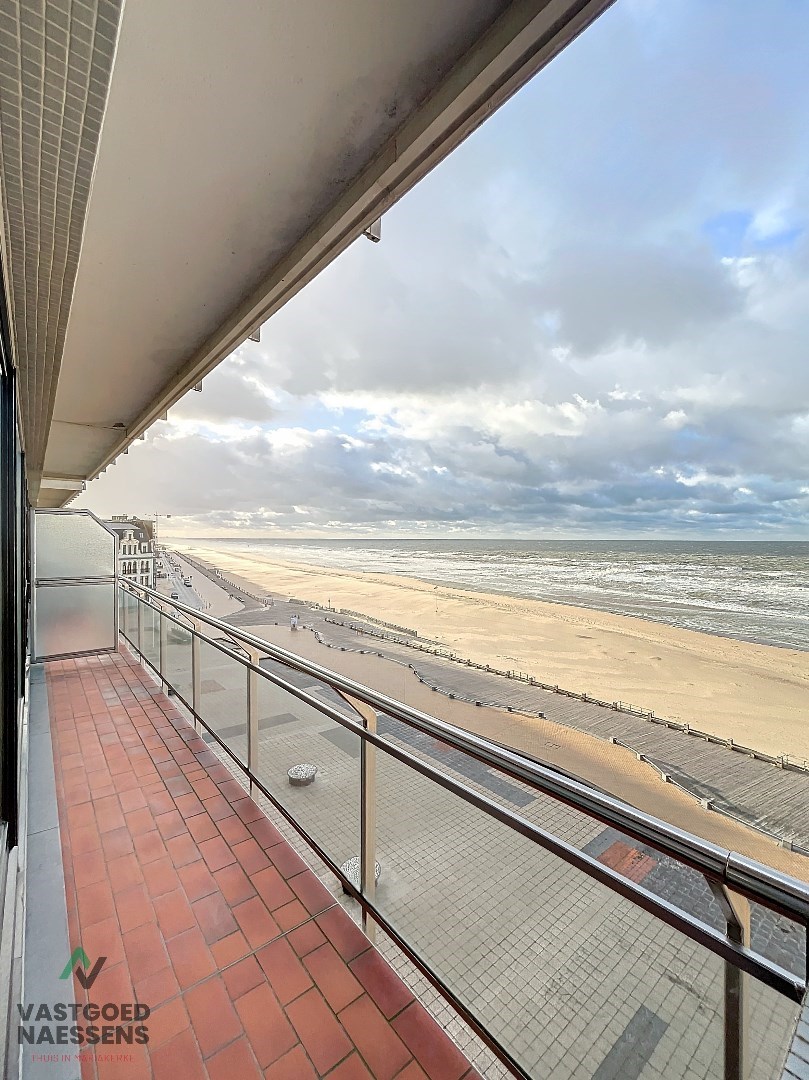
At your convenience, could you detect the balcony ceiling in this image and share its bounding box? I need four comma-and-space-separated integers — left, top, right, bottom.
0, 0, 613, 506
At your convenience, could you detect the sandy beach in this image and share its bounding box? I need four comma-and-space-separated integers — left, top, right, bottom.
173, 541, 809, 760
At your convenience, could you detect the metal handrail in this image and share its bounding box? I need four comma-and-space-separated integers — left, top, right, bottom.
119, 581, 809, 1080
119, 579, 809, 924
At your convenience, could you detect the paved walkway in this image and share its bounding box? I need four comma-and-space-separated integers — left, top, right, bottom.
221, 596, 809, 853
45, 651, 477, 1080
179, 555, 809, 871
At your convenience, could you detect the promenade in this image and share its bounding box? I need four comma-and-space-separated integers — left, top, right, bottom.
172, 551, 809, 857
155, 551, 809, 1079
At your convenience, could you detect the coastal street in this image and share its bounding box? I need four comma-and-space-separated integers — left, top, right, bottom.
156, 552, 203, 610
162, 550, 247, 618
155, 549, 244, 618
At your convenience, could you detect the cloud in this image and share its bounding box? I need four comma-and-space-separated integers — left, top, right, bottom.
170, 362, 279, 423
78, 0, 809, 539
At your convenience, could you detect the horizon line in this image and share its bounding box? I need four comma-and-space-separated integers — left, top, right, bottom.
160, 533, 808, 543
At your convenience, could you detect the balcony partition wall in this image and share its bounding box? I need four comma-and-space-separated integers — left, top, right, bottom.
32, 510, 117, 663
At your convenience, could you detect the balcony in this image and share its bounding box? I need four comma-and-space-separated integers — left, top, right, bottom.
21, 513, 809, 1079
29, 648, 479, 1080
5, 4, 806, 1077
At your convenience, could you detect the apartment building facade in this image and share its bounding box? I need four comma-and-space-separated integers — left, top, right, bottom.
104, 516, 156, 587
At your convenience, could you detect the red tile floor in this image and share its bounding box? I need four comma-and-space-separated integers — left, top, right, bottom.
44, 649, 480, 1080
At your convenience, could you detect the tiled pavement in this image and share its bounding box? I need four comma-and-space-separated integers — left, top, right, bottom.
582, 829, 807, 979
45, 651, 479, 1080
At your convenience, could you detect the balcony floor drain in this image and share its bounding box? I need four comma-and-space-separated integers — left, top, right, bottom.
340, 857, 381, 894
287, 763, 318, 786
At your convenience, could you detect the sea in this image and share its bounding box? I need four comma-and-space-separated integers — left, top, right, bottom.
188, 538, 809, 653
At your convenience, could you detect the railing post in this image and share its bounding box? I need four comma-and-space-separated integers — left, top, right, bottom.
136, 593, 144, 657
707, 881, 748, 1080
360, 706, 377, 943
158, 603, 167, 690
246, 647, 260, 795
191, 620, 201, 734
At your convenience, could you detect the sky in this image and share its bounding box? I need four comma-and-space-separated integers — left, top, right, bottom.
78, 0, 809, 539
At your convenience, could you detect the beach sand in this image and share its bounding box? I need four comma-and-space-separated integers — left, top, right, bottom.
173, 541, 809, 760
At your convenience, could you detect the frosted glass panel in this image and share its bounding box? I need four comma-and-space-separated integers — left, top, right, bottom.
35, 511, 115, 579
35, 583, 116, 658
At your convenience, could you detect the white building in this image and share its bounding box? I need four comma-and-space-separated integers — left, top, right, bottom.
104, 517, 155, 587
